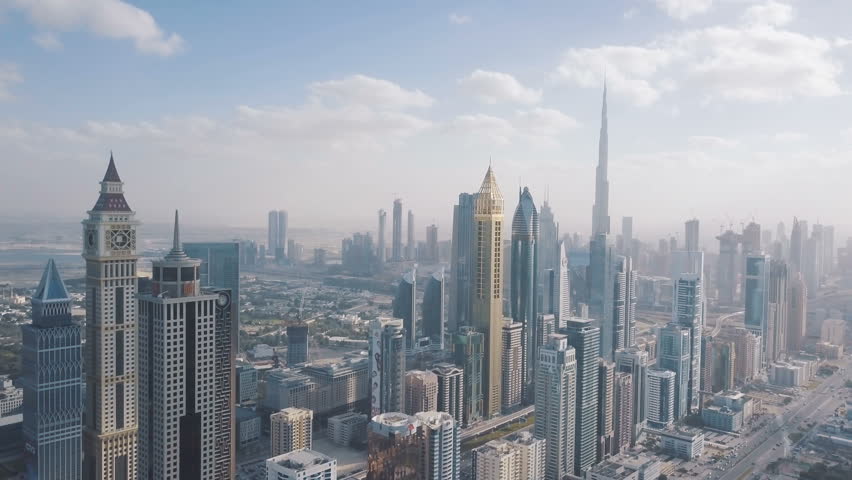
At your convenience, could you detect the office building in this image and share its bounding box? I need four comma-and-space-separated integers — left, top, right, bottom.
612, 372, 633, 454
368, 413, 421, 479
656, 323, 690, 420
613, 256, 637, 351
327, 412, 368, 448
716, 230, 741, 306
472, 166, 505, 418
236, 408, 260, 450
730, 328, 760, 384
22, 260, 83, 480
614, 348, 649, 446
407, 210, 415, 261
701, 391, 752, 433
586, 460, 639, 480
81, 155, 139, 480
265, 449, 337, 480
672, 274, 703, 415
425, 224, 439, 263
342, 232, 378, 276
449, 193, 476, 333
138, 213, 234, 479
511, 186, 539, 401
286, 325, 310, 366
766, 260, 789, 362
553, 241, 571, 328
645, 368, 675, 429
432, 364, 464, 426
657, 426, 704, 459
538, 200, 560, 316
415, 411, 460, 480
744, 254, 769, 362
271, 407, 313, 456
392, 199, 403, 261
592, 82, 610, 237
454, 327, 483, 426
473, 431, 544, 480
501, 320, 523, 411
422, 270, 445, 348
787, 273, 807, 352
565, 318, 600, 475
377, 209, 387, 264
708, 339, 736, 393
237, 364, 259, 404
534, 334, 576, 480
393, 269, 417, 350
685, 219, 699, 252
589, 234, 615, 360
405, 370, 438, 415
268, 211, 278, 257
369, 319, 406, 415
597, 360, 615, 461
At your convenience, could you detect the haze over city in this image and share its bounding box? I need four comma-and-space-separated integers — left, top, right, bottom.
2, 1, 852, 238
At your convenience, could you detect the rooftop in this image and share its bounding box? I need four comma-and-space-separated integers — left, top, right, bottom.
269, 449, 335, 471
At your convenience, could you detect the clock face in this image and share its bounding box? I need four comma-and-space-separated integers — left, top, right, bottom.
217, 292, 230, 307
87, 231, 96, 248
109, 228, 135, 251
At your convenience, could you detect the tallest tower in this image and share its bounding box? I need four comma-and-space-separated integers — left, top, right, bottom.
592, 82, 610, 237
82, 154, 139, 480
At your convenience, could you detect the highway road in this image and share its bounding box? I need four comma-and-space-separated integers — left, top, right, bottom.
460, 405, 535, 441
716, 358, 850, 480
710, 311, 743, 337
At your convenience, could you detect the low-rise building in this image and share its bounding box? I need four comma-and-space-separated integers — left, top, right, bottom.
327, 412, 368, 447
238, 364, 259, 404
770, 362, 806, 387
654, 426, 704, 459
586, 459, 639, 480
0, 376, 22, 417
701, 391, 753, 432
616, 454, 660, 480
265, 449, 337, 480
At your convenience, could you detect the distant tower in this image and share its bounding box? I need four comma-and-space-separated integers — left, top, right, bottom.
511, 186, 539, 402
286, 325, 309, 366
789, 218, 804, 274
646, 368, 676, 429
657, 323, 691, 420
612, 256, 637, 351
787, 273, 808, 352
369, 319, 406, 415
554, 241, 571, 329
621, 217, 633, 257
422, 270, 445, 348
23, 260, 83, 480
472, 166, 505, 418
449, 193, 476, 333
407, 210, 415, 261
767, 260, 789, 362
392, 199, 403, 261
277, 210, 288, 259
538, 199, 559, 314
426, 224, 439, 263
534, 334, 576, 480
377, 209, 387, 264
393, 269, 417, 350
685, 218, 700, 252
716, 230, 741, 305
589, 234, 614, 360
597, 360, 615, 461
672, 273, 703, 415
81, 154, 139, 480
267, 211, 278, 256
565, 318, 601, 475
501, 320, 524, 411
592, 82, 610, 237
744, 254, 769, 363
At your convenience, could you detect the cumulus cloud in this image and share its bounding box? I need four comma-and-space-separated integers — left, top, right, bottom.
449, 108, 578, 147
688, 135, 739, 148
33, 32, 63, 51
449, 13, 471, 24
309, 74, 434, 109
654, 0, 713, 20
6, 0, 184, 56
0, 63, 22, 101
459, 70, 542, 105
742, 1, 794, 27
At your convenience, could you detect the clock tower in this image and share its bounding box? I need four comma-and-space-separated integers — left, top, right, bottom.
82, 153, 139, 480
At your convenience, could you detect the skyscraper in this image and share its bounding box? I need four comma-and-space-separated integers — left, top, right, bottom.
369, 319, 406, 415
138, 212, 234, 479
646, 368, 676, 429
787, 273, 808, 352
534, 334, 576, 480
538, 199, 559, 315
657, 323, 691, 420
767, 260, 789, 362
589, 233, 614, 360
368, 413, 421, 480
474, 432, 545, 480
685, 218, 700, 252
612, 371, 633, 454
744, 254, 769, 363
565, 318, 601, 475
422, 269, 445, 348
789, 218, 804, 274
672, 273, 703, 415
268, 210, 278, 257
426, 224, 439, 263
621, 217, 633, 257
393, 269, 417, 350
404, 370, 438, 415
270, 407, 313, 456
449, 193, 476, 333
731, 328, 760, 385
377, 209, 387, 264
612, 256, 637, 352
82, 155, 139, 480
615, 348, 649, 445
511, 186, 539, 402
407, 209, 415, 261
454, 327, 484, 426
286, 325, 309, 366
554, 241, 571, 328
415, 411, 460, 480
432, 364, 464, 425
501, 320, 523, 411
392, 199, 403, 261
597, 360, 615, 461
592, 82, 610, 237
22, 260, 83, 480
277, 210, 288, 260
472, 166, 505, 418
716, 230, 741, 305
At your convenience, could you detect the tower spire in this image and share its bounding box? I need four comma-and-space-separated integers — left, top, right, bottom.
592, 80, 610, 236
166, 210, 187, 260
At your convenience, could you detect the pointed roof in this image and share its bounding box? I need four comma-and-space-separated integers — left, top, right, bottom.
475, 166, 504, 215
512, 186, 539, 237
164, 210, 188, 260
33, 259, 70, 302
102, 152, 122, 182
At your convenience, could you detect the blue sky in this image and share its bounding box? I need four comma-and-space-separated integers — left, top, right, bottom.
2, 0, 851, 243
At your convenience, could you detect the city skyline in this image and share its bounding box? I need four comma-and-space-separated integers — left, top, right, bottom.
3, 2, 852, 237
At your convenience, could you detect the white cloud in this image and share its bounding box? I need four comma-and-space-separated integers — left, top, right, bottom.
309, 74, 434, 109
449, 13, 471, 24
742, 1, 793, 27
771, 131, 807, 142
623, 8, 639, 20
0, 63, 22, 101
459, 70, 542, 105
654, 0, 713, 20
6, 0, 184, 56
33, 32, 62, 51
449, 108, 578, 147
688, 135, 739, 148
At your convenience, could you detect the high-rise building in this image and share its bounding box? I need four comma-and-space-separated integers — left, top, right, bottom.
538, 200, 559, 315
422, 269, 445, 348
392, 199, 403, 261
393, 269, 417, 350
672, 274, 703, 415
685, 218, 700, 252
805, 224, 823, 295
716, 230, 741, 305
589, 234, 614, 360
449, 193, 476, 333
22, 260, 83, 480
744, 254, 769, 363
511, 186, 539, 401
425, 224, 439, 263
553, 241, 571, 328
472, 167, 505, 418
597, 360, 615, 461
270, 407, 313, 457
407, 210, 415, 261
657, 323, 691, 420
789, 218, 804, 273
286, 325, 309, 366
432, 364, 464, 425
138, 213, 234, 479
614, 348, 649, 445
268, 211, 278, 257
454, 327, 484, 426
405, 370, 438, 415
264, 449, 336, 480
612, 372, 633, 454
612, 256, 637, 351
824, 225, 835, 275
473, 431, 545, 480
415, 411, 460, 480
646, 368, 676, 429
730, 328, 760, 385
708, 339, 736, 393
621, 217, 633, 257
378, 209, 387, 264
787, 272, 807, 353
742, 222, 761, 256
592, 82, 610, 237
369, 319, 406, 415
81, 155, 139, 480
342, 232, 378, 276
368, 412, 421, 479
237, 364, 258, 404
534, 334, 576, 480
767, 260, 789, 362
565, 318, 601, 475
501, 320, 524, 411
